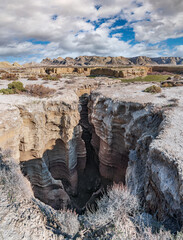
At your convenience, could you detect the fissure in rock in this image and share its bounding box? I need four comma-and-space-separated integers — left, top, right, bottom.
20, 94, 163, 216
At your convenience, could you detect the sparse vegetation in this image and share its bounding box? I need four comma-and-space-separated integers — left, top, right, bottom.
1, 153, 183, 239
174, 74, 181, 80
8, 81, 25, 91
161, 82, 174, 87
28, 76, 38, 81
42, 74, 61, 81
65, 79, 76, 84
38, 74, 46, 78
122, 75, 170, 83
25, 84, 56, 97
0, 73, 18, 80
79, 184, 174, 239
0, 81, 25, 94
144, 85, 162, 93
88, 75, 97, 78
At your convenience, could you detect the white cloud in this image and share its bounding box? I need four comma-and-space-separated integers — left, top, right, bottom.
172, 45, 183, 57
0, 0, 183, 62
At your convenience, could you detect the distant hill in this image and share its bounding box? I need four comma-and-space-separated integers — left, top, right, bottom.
1, 57, 183, 69
0, 61, 22, 68
40, 56, 183, 66
0, 61, 14, 68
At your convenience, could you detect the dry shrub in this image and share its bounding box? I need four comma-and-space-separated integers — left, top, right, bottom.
28, 76, 38, 81
83, 184, 139, 228
65, 79, 76, 84
80, 184, 174, 240
0, 148, 33, 202
161, 82, 173, 88
25, 84, 56, 97
38, 74, 46, 78
42, 74, 60, 81
0, 149, 80, 239
1, 73, 18, 80
42, 81, 49, 84
0, 70, 7, 74
174, 75, 181, 80
56, 74, 62, 78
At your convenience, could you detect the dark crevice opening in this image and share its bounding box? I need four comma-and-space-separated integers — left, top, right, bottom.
20, 93, 128, 213
70, 94, 106, 213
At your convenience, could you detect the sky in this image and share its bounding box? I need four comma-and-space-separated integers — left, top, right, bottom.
0, 0, 183, 63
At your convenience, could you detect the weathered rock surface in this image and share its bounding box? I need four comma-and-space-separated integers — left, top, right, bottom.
1, 65, 151, 79
1, 76, 183, 234
0, 77, 120, 210
90, 66, 150, 78
0, 154, 79, 239
0, 88, 82, 209
88, 84, 183, 226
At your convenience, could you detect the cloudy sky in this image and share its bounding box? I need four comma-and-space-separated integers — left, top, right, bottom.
0, 0, 183, 63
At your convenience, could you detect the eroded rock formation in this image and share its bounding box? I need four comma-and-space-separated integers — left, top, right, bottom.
88, 92, 163, 186
1, 79, 183, 230
90, 66, 151, 78
3, 65, 151, 79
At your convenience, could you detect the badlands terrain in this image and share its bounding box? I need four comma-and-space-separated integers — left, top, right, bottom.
1, 59, 183, 239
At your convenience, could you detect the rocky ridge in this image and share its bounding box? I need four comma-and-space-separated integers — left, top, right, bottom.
41, 56, 183, 66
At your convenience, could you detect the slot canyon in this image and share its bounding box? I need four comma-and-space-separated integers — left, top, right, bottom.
1, 80, 183, 238
12, 89, 164, 215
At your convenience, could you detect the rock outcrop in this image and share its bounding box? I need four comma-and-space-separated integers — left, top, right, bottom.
0, 91, 82, 209
0, 154, 79, 239
1, 65, 151, 79
90, 66, 150, 78
1, 77, 183, 231
87, 84, 183, 228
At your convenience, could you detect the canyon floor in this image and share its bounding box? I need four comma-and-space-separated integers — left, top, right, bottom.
1, 72, 183, 239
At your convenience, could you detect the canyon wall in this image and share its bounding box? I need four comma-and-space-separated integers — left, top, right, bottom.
87, 85, 183, 228
6, 66, 151, 78
1, 81, 183, 228
90, 66, 151, 78
0, 94, 86, 209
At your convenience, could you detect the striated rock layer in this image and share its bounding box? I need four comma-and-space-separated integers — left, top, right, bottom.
0, 91, 84, 209
88, 84, 183, 227
88, 91, 163, 184
1, 79, 183, 228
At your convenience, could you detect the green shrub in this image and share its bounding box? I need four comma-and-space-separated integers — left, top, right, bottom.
0, 81, 25, 94
0, 88, 15, 94
42, 75, 60, 81
8, 81, 25, 91
144, 85, 162, 93
122, 75, 171, 83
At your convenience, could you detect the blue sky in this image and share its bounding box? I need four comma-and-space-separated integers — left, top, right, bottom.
0, 0, 183, 63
